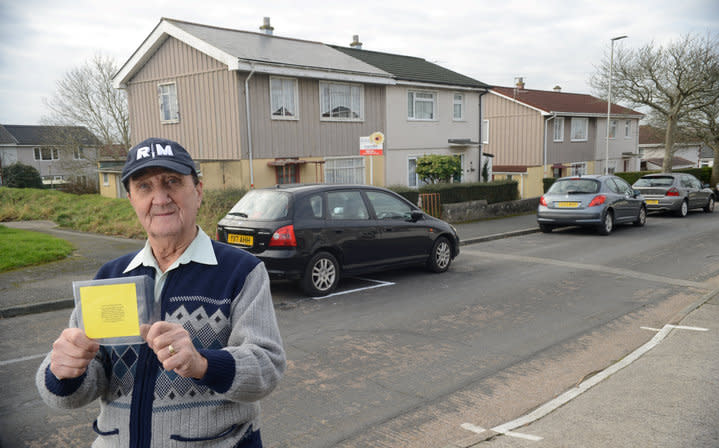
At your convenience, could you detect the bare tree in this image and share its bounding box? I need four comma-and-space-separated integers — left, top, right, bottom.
591, 33, 719, 172
682, 102, 719, 188
43, 54, 130, 148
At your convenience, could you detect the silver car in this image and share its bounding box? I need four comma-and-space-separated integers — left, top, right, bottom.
632, 173, 715, 217
537, 175, 647, 235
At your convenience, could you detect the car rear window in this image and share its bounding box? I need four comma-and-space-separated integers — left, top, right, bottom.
228, 190, 290, 220
634, 176, 674, 187
547, 179, 600, 194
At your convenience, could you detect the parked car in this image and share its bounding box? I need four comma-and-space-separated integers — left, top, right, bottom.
216, 184, 460, 296
632, 173, 715, 217
537, 175, 646, 235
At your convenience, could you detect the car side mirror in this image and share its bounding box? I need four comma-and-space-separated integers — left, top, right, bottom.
633, 189, 642, 198
702, 183, 711, 189
410, 210, 424, 222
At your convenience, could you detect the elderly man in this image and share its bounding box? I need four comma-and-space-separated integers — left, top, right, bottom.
36, 138, 285, 447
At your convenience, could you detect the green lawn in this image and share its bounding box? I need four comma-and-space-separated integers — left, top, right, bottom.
0, 225, 75, 272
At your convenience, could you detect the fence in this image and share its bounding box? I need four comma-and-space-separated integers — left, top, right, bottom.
419, 192, 441, 218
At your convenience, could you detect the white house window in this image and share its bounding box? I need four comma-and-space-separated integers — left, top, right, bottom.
407, 157, 429, 188
102, 173, 109, 186
453, 93, 464, 120
270, 77, 298, 119
553, 117, 564, 142
408, 91, 436, 120
325, 157, 365, 184
571, 162, 587, 176
73, 147, 85, 160
482, 119, 489, 144
34, 147, 59, 161
158, 83, 179, 123
624, 120, 631, 138
608, 119, 618, 139
571, 117, 588, 141
320, 82, 363, 120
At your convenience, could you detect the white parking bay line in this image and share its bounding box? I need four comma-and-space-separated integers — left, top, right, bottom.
460, 423, 486, 434
0, 353, 47, 367
502, 430, 543, 441
311, 278, 395, 300
642, 325, 708, 332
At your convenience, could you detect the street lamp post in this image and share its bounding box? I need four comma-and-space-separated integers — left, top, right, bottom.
605, 35, 628, 175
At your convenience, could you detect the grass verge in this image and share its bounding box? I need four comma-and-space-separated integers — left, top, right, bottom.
0, 225, 75, 272
0, 187, 246, 240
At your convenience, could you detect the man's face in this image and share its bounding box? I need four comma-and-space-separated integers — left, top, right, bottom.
127, 167, 203, 241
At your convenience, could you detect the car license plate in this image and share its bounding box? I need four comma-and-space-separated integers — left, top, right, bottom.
646, 200, 659, 205
227, 233, 253, 247
555, 202, 580, 208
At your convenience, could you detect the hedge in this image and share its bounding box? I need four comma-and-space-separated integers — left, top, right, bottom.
389, 180, 519, 205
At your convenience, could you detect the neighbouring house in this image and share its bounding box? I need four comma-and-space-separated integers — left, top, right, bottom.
0, 124, 101, 189
331, 41, 489, 187
483, 80, 644, 198
111, 18, 489, 197
638, 125, 714, 170
97, 144, 131, 198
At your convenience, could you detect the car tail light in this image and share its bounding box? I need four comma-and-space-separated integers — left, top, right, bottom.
269, 225, 297, 247
666, 187, 680, 197
539, 196, 548, 206
588, 195, 606, 207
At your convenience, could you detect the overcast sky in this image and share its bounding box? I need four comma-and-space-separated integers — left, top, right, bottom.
1, 0, 717, 125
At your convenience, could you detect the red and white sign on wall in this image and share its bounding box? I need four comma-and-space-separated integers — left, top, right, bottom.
359, 132, 384, 156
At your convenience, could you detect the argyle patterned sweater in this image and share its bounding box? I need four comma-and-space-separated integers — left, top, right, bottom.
36, 241, 286, 447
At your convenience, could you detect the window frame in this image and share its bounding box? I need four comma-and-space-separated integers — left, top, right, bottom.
34, 147, 59, 161
319, 81, 364, 121
624, 120, 631, 138
481, 119, 489, 144
570, 117, 589, 142
269, 76, 299, 120
553, 117, 564, 142
158, 82, 179, 123
608, 119, 618, 139
324, 156, 365, 184
73, 147, 85, 160
408, 90, 436, 121
452, 93, 464, 121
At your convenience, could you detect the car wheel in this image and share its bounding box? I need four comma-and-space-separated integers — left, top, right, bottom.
539, 223, 554, 233
704, 196, 715, 213
427, 236, 452, 273
633, 206, 647, 227
597, 210, 614, 235
675, 199, 689, 217
302, 251, 340, 296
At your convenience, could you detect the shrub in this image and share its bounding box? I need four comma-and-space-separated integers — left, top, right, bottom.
2, 163, 44, 189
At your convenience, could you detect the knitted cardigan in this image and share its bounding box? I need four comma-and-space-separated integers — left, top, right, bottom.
36, 241, 286, 447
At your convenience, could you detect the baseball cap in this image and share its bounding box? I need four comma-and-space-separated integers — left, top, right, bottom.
121, 138, 197, 183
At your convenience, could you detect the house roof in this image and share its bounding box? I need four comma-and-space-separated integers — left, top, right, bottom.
0, 125, 101, 146
639, 125, 704, 147
114, 18, 394, 88
330, 46, 490, 90
491, 86, 643, 118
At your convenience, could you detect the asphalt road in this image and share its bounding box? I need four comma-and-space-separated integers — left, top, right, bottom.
1, 211, 718, 447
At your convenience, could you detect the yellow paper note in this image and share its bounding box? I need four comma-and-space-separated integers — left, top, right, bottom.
80, 283, 140, 339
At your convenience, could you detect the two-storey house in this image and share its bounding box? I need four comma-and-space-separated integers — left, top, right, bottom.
110, 18, 489, 197
483, 81, 643, 198
0, 124, 101, 189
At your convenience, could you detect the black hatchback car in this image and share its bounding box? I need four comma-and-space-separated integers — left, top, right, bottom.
216, 184, 460, 296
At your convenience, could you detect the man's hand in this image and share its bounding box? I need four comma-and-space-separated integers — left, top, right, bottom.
144, 321, 208, 379
50, 328, 100, 380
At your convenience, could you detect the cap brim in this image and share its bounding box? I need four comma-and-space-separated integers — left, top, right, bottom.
121, 159, 194, 183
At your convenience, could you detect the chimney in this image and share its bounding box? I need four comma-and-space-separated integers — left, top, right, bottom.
350, 35, 363, 49
553, 85, 562, 92
515, 77, 525, 89
260, 17, 274, 35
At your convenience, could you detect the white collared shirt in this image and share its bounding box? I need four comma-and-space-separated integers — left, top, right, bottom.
123, 227, 218, 302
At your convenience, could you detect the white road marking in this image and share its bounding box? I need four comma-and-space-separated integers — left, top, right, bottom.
503, 430, 543, 441
0, 353, 47, 366
311, 278, 395, 300
460, 423, 486, 434
642, 325, 708, 332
